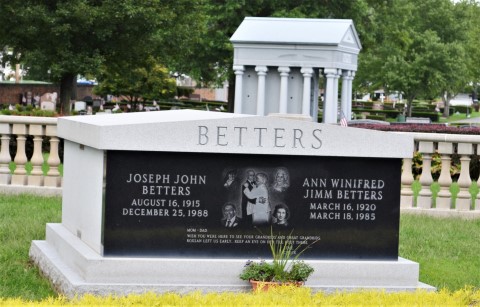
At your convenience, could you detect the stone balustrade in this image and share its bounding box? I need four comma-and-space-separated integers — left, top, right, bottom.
0, 115, 61, 195
0, 115, 479, 218
399, 132, 480, 218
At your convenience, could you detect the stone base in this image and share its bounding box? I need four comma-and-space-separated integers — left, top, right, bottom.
30, 223, 435, 298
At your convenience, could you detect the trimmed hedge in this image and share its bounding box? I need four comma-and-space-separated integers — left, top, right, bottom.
411, 111, 439, 122
349, 123, 480, 135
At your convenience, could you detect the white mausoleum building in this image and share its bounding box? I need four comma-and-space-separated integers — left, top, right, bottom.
230, 17, 362, 123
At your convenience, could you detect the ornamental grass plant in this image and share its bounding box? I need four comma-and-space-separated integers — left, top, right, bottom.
240, 229, 317, 283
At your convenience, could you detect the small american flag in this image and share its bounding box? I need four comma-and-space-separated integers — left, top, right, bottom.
340, 111, 348, 127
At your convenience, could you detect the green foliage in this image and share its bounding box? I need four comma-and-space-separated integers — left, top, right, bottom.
240, 229, 317, 282
410, 111, 439, 122
176, 87, 195, 98
94, 56, 177, 104
0, 106, 57, 117
239, 260, 274, 282
288, 261, 315, 282
0, 194, 479, 301
355, 0, 472, 117
366, 114, 386, 121
0, 194, 61, 299
453, 106, 473, 114
0, 0, 206, 114
399, 214, 480, 290
0, 287, 479, 306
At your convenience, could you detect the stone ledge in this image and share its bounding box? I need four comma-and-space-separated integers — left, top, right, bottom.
29, 223, 435, 298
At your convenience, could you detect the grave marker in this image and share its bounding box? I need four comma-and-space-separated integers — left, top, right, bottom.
30, 110, 434, 296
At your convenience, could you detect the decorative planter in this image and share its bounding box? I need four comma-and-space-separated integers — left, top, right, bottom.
249, 280, 304, 291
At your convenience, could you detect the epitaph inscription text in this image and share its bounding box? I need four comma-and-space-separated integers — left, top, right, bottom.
104, 151, 401, 260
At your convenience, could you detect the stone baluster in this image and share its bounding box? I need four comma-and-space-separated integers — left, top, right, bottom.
456, 143, 473, 210
28, 124, 45, 186
44, 125, 61, 187
436, 142, 453, 209
416, 141, 434, 208
400, 157, 415, 208
0, 123, 12, 185
11, 123, 28, 186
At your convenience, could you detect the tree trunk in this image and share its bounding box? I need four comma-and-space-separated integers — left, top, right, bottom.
442, 92, 452, 118
406, 98, 413, 117
60, 73, 76, 115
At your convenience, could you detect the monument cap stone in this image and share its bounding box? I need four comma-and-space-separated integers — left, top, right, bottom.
58, 109, 412, 158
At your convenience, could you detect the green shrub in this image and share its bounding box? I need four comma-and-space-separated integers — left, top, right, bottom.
453, 105, 473, 114
411, 111, 439, 122
176, 86, 194, 97
366, 114, 386, 120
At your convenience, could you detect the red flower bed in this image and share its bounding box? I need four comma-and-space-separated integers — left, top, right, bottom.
349, 123, 480, 135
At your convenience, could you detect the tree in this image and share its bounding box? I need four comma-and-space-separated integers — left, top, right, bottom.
191, 0, 372, 111
356, 0, 472, 117
94, 57, 177, 108
0, 0, 205, 114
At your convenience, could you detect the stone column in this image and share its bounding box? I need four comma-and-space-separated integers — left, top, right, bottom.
233, 65, 245, 114
436, 142, 453, 209
348, 72, 355, 120
456, 143, 473, 210
278, 66, 290, 114
0, 123, 12, 185
333, 69, 341, 123
323, 68, 338, 124
11, 124, 28, 186
301, 67, 313, 117
340, 70, 350, 121
400, 157, 415, 208
417, 141, 434, 209
341, 71, 354, 121
255, 66, 268, 116
27, 124, 45, 186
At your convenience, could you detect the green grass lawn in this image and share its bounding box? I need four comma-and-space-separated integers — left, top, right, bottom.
0, 194, 61, 299
399, 214, 480, 290
438, 110, 480, 124
0, 194, 478, 301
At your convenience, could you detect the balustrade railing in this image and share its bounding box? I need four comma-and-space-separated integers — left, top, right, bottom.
399, 132, 480, 218
0, 115, 479, 217
0, 115, 61, 195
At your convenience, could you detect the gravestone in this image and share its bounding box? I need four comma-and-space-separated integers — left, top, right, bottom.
40, 101, 55, 111
30, 110, 434, 297
74, 101, 87, 112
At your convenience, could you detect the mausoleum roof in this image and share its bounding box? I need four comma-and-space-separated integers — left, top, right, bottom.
231, 17, 361, 50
